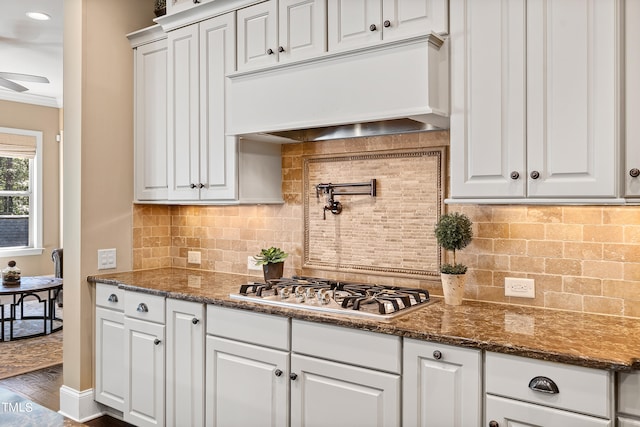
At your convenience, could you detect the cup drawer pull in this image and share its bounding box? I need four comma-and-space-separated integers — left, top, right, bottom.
528, 376, 559, 394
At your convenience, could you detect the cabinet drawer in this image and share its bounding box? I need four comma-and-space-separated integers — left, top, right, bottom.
96, 283, 125, 311
124, 291, 165, 324
206, 305, 290, 350
485, 352, 612, 418
619, 371, 640, 417
292, 319, 401, 374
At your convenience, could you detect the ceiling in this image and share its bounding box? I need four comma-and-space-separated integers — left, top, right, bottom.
0, 0, 63, 107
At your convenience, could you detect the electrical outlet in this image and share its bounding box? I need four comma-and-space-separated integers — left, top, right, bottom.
187, 251, 201, 264
505, 277, 535, 298
247, 256, 262, 271
97, 248, 117, 270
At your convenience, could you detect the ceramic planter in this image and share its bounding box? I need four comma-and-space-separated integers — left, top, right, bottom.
441, 273, 466, 306
262, 262, 284, 284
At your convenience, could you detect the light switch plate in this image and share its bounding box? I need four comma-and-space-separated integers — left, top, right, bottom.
98, 248, 117, 270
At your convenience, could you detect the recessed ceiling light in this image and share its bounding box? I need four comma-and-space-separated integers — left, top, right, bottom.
26, 12, 51, 21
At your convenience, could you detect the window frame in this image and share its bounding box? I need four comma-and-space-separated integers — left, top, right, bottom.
0, 127, 43, 257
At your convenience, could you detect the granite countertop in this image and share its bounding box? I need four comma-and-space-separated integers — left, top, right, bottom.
88, 267, 640, 371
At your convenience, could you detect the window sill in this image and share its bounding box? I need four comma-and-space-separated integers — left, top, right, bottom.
0, 247, 45, 257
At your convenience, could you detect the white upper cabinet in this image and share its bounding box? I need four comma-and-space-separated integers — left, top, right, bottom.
450, 0, 620, 202
237, 0, 327, 72
328, 0, 448, 53
131, 32, 168, 202
625, 0, 640, 198
167, 13, 238, 201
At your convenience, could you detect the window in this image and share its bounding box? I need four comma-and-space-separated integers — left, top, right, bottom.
0, 127, 43, 256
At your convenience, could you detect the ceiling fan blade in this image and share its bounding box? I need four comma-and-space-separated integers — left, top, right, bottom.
0, 77, 28, 92
0, 72, 49, 84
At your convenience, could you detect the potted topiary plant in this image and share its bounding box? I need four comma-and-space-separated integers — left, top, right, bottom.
434, 212, 473, 305
253, 247, 289, 284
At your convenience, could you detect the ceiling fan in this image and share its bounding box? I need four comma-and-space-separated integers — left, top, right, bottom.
0, 71, 49, 93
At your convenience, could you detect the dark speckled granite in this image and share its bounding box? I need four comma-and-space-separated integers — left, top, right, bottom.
88, 268, 640, 371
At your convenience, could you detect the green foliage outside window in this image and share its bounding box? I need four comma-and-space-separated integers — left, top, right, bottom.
0, 156, 30, 216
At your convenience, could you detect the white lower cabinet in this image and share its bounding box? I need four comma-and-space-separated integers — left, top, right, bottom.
618, 371, 640, 426
290, 319, 401, 427
123, 292, 166, 427
205, 306, 401, 427
205, 305, 290, 427
290, 353, 400, 427
166, 299, 205, 427
206, 336, 289, 426
485, 352, 613, 427
403, 339, 481, 427
95, 284, 126, 411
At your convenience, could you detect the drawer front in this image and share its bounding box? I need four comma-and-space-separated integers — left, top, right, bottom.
485, 352, 612, 418
292, 319, 401, 374
619, 371, 640, 417
206, 305, 290, 351
96, 283, 125, 311
124, 291, 165, 324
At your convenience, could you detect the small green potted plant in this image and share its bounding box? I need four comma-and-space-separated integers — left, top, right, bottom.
434, 212, 473, 305
253, 247, 289, 283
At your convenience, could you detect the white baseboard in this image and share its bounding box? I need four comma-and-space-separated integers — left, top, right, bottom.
58, 385, 104, 422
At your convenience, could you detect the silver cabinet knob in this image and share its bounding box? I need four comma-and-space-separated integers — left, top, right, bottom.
290, 373, 298, 381
136, 303, 148, 313
190, 183, 197, 189
383, 20, 391, 28
154, 338, 161, 345
267, 48, 274, 55
630, 168, 640, 178
192, 317, 199, 325
510, 171, 520, 180
369, 24, 377, 31
274, 369, 283, 377
278, 46, 285, 53
530, 170, 540, 180
433, 350, 442, 360
108, 294, 118, 303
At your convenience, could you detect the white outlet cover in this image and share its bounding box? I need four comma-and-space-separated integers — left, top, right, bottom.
505, 277, 535, 298
188, 251, 201, 264
247, 256, 262, 271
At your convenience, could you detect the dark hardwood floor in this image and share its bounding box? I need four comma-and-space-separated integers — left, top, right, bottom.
0, 364, 132, 426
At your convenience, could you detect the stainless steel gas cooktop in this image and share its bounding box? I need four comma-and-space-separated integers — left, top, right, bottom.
230, 276, 434, 320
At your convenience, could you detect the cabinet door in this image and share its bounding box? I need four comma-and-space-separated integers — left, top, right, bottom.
166, 299, 205, 427
625, 0, 640, 197
449, 0, 527, 198
237, 1, 278, 72
328, 0, 382, 52
381, 0, 448, 42
403, 339, 481, 427
124, 317, 165, 427
167, 24, 200, 200
134, 38, 168, 201
290, 353, 400, 427
278, 0, 327, 64
205, 336, 289, 427
619, 418, 640, 427
199, 13, 237, 201
486, 395, 611, 427
526, 0, 618, 198
95, 307, 125, 411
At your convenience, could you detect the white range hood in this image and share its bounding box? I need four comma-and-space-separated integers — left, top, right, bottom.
228, 34, 449, 142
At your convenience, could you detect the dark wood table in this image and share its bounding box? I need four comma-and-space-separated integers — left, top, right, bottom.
0, 277, 63, 341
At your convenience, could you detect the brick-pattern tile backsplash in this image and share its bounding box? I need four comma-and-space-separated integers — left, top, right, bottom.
133, 130, 640, 318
